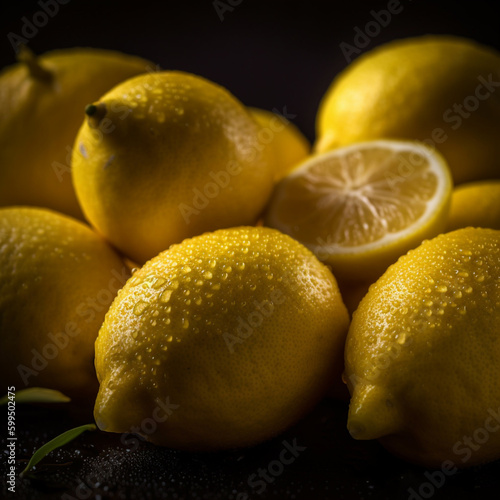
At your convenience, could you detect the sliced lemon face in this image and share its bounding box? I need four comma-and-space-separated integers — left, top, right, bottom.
264, 140, 453, 281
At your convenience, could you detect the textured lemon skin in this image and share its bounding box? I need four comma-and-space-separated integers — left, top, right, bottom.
0, 207, 129, 401
0, 48, 152, 218
94, 226, 349, 451
316, 35, 500, 185
345, 228, 500, 467
447, 180, 500, 231
72, 72, 275, 264
249, 107, 310, 180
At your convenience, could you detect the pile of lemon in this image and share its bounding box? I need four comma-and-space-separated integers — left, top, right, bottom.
1, 36, 499, 467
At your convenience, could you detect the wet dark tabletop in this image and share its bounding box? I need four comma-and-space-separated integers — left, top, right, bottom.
2, 398, 499, 500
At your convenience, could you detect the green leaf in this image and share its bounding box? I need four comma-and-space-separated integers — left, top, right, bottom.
20, 423, 96, 478
0, 387, 71, 405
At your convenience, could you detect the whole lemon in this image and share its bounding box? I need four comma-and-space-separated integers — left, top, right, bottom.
249, 107, 310, 180
94, 227, 349, 451
315, 35, 500, 185
0, 46, 152, 218
72, 71, 274, 264
446, 180, 500, 231
0, 207, 129, 400
345, 227, 500, 467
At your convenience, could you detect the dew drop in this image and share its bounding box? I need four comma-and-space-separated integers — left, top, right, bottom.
396, 333, 406, 344
153, 278, 166, 289
204, 271, 213, 279
160, 290, 172, 303
133, 301, 148, 316
437, 285, 448, 293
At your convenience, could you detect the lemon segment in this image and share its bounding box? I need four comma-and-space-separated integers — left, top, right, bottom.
264, 140, 452, 282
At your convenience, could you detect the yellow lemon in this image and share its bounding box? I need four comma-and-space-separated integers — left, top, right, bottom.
249, 107, 310, 180
345, 227, 500, 467
316, 35, 500, 185
94, 226, 349, 451
264, 140, 452, 282
447, 180, 500, 231
0, 207, 129, 401
72, 71, 274, 264
0, 46, 152, 218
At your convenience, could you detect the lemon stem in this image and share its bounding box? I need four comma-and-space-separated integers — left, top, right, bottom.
85, 103, 107, 128
17, 45, 53, 83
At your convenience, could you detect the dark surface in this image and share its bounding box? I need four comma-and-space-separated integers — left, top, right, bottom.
2, 398, 500, 500
1, 0, 500, 142
2, 1, 500, 498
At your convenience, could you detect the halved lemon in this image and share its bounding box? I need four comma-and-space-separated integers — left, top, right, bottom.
264, 140, 453, 282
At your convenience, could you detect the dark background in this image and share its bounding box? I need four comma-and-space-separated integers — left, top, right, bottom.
1, 0, 500, 143
2, 1, 500, 499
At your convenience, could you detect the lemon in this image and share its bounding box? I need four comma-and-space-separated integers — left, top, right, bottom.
0, 207, 129, 401
72, 71, 274, 264
345, 227, 500, 467
94, 226, 349, 451
249, 107, 310, 180
0, 46, 152, 218
447, 180, 500, 231
264, 140, 452, 282
316, 35, 500, 185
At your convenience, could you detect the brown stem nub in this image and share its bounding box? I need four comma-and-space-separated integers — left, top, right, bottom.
85, 102, 107, 128
17, 45, 53, 83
